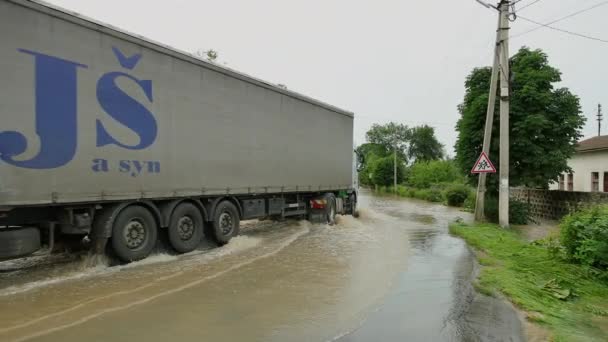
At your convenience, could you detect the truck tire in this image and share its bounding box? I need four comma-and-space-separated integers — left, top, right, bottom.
212, 201, 240, 245
0, 227, 41, 260
325, 193, 337, 225
111, 206, 158, 262
168, 203, 204, 253
349, 193, 358, 216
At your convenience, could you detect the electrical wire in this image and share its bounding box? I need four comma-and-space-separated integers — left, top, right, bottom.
516, 15, 608, 43
516, 0, 544, 12
511, 1, 608, 39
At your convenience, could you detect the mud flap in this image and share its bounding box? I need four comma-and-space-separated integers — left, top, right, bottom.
307, 208, 327, 224
89, 203, 125, 255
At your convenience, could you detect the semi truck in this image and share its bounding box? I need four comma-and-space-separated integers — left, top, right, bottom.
0, 0, 357, 262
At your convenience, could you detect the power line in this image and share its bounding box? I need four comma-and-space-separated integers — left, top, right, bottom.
516, 0, 544, 12
517, 15, 608, 43
511, 1, 608, 39
354, 116, 456, 127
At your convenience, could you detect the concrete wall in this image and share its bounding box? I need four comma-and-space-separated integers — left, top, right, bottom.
549, 150, 608, 192
512, 188, 608, 220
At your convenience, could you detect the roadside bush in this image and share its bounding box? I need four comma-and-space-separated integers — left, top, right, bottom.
509, 200, 530, 225
371, 156, 406, 186
396, 185, 409, 197
412, 188, 443, 202
426, 188, 444, 202
445, 184, 470, 207
463, 190, 477, 211
484, 196, 530, 225
560, 205, 608, 270
411, 189, 428, 201
407, 188, 417, 197
532, 236, 564, 259
408, 160, 462, 189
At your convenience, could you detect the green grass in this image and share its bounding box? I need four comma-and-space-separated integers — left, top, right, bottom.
375, 185, 449, 204
450, 223, 608, 341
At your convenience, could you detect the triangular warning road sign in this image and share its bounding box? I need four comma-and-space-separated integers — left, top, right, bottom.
471, 152, 496, 174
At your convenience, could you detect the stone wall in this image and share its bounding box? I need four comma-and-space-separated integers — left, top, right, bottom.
511, 188, 608, 220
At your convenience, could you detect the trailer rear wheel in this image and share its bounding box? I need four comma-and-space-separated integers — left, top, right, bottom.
168, 203, 204, 253
111, 206, 158, 262
212, 201, 240, 245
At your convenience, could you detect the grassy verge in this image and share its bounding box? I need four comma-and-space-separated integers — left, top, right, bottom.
376, 185, 444, 202
449, 223, 608, 341
374, 184, 475, 209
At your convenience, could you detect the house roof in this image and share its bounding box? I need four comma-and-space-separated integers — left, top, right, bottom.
576, 135, 608, 153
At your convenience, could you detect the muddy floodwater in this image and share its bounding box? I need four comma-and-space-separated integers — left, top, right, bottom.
0, 191, 523, 342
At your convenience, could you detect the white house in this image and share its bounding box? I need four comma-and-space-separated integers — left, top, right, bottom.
550, 135, 608, 192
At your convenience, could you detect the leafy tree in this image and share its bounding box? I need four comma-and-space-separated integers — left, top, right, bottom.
366, 122, 411, 161
356, 143, 389, 164
356, 143, 390, 185
455, 47, 585, 191
371, 156, 406, 186
408, 125, 444, 162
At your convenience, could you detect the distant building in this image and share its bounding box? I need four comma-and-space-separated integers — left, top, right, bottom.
550, 135, 608, 192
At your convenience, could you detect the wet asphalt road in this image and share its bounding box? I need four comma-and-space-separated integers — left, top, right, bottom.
0, 190, 523, 342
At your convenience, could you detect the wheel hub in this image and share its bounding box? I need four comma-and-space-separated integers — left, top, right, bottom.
124, 220, 146, 249
219, 212, 233, 235
177, 216, 195, 240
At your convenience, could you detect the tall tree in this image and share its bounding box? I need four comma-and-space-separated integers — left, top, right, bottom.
408, 125, 444, 162
455, 47, 585, 190
365, 122, 411, 161
371, 156, 406, 186
355, 143, 391, 186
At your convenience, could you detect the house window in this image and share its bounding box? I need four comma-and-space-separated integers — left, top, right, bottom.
567, 174, 574, 191
592, 172, 599, 192
558, 174, 565, 190
605, 172, 608, 193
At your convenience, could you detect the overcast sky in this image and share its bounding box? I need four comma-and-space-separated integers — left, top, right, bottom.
46, 0, 608, 153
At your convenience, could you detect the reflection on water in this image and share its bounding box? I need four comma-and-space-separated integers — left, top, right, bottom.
0, 191, 521, 342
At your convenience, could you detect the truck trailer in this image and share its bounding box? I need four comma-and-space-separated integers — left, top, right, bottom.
0, 0, 357, 262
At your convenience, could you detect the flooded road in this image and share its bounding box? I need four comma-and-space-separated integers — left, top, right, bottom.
0, 191, 523, 342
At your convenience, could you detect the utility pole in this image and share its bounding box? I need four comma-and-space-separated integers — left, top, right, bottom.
394, 140, 397, 195
474, 14, 501, 222
498, 0, 510, 228
474, 0, 511, 227
598, 104, 603, 137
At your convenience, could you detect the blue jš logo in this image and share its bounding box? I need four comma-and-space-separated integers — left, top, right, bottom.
0, 47, 157, 169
